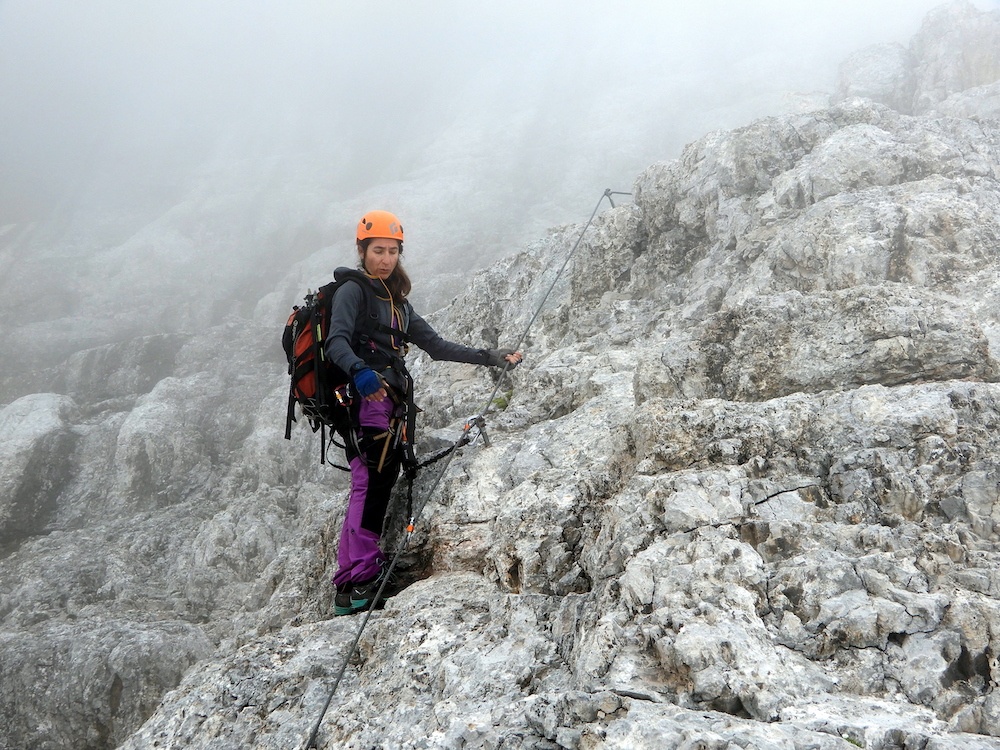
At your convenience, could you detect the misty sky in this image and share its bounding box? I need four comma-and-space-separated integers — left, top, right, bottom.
1, 0, 1000, 389
6, 0, 999, 225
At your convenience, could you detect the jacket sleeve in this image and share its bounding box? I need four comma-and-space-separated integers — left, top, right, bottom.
407, 307, 492, 365
324, 282, 368, 375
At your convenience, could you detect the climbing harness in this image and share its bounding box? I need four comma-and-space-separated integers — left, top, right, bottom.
301, 188, 632, 749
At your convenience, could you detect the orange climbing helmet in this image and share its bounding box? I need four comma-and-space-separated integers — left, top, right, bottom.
356, 210, 404, 243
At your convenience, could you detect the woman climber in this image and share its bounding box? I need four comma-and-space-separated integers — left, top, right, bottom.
325, 209, 522, 616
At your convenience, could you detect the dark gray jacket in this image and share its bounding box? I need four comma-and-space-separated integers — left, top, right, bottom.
324, 267, 492, 391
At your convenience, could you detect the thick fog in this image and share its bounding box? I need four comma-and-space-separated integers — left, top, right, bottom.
2, 1, 981, 221
1, 0, 997, 388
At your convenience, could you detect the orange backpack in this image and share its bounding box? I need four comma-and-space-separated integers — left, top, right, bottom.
282, 271, 372, 463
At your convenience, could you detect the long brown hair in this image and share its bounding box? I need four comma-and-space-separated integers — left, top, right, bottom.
357, 239, 412, 300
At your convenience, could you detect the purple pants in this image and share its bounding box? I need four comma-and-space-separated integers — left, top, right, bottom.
332, 398, 401, 588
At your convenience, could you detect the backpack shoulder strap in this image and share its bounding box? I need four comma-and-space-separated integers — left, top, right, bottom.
331, 268, 378, 340
331, 268, 411, 343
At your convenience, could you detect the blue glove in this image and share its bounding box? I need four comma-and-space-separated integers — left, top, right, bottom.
352, 367, 382, 398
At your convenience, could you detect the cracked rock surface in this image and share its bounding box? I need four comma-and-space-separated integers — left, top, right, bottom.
3, 3, 1000, 749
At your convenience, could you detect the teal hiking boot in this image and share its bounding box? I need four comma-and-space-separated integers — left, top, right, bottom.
334, 584, 366, 616
350, 567, 398, 611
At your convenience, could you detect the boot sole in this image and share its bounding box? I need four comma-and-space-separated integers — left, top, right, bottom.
334, 602, 368, 616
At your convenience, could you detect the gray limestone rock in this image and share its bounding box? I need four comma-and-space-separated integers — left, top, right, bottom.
0, 393, 76, 543
834, 43, 916, 114
4, 4, 1000, 750
910, 1, 1000, 114
834, 1, 1000, 117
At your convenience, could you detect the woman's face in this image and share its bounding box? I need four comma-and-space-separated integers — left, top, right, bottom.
360, 239, 400, 280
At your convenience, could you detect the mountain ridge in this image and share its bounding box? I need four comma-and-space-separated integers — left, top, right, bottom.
3, 2, 1000, 748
